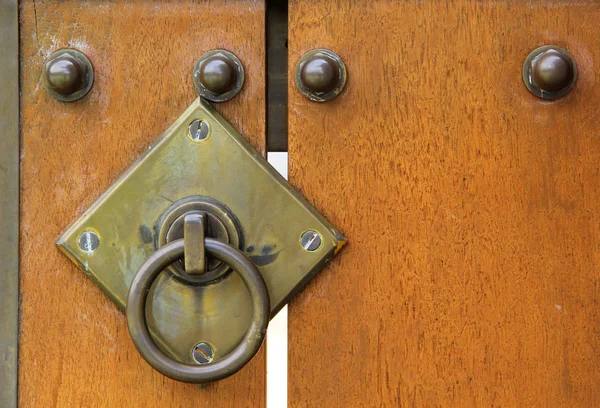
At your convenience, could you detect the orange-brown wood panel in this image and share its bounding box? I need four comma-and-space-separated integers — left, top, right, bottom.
19, 1, 266, 406
288, 1, 600, 407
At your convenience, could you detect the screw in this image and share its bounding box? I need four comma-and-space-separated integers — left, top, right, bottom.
188, 120, 210, 141
300, 230, 322, 251
78, 231, 100, 253
192, 342, 214, 364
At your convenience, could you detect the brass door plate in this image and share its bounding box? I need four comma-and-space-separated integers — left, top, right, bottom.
57, 98, 346, 363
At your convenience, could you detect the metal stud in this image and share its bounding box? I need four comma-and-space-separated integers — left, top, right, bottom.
42, 49, 94, 102
295, 49, 346, 102
522, 45, 577, 100
193, 50, 245, 102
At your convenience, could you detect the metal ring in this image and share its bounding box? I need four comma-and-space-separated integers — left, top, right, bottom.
126, 238, 270, 383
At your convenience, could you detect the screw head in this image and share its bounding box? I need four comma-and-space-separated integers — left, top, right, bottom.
193, 50, 245, 102
295, 49, 346, 102
523, 45, 577, 100
188, 120, 210, 141
78, 231, 100, 254
192, 342, 214, 364
42, 49, 94, 102
300, 230, 322, 251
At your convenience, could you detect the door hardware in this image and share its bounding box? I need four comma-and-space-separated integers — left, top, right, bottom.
155, 195, 244, 284
300, 230, 322, 251
127, 214, 270, 383
42, 49, 94, 102
192, 342, 214, 364
522, 45, 577, 100
57, 98, 346, 383
294, 48, 346, 102
193, 49, 245, 102
183, 213, 208, 275
188, 119, 211, 141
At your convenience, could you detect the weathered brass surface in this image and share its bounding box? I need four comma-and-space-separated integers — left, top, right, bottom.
0, 1, 19, 406
57, 98, 346, 365
294, 49, 347, 102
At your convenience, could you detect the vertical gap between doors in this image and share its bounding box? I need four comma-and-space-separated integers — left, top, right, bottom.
266, 1, 289, 406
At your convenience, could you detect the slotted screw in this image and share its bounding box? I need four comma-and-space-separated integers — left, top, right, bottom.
300, 230, 322, 251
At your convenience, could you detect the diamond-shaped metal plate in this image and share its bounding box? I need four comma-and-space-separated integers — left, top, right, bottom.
57, 98, 345, 363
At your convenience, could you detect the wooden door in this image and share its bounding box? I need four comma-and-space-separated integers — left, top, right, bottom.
19, 1, 266, 406
288, 1, 600, 407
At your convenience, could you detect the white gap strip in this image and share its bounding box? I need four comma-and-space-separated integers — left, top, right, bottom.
266, 152, 289, 408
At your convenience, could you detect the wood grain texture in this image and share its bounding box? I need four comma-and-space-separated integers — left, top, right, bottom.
19, 1, 266, 407
288, 1, 600, 407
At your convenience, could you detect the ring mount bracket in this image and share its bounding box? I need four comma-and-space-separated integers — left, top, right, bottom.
155, 195, 244, 284
56, 98, 346, 374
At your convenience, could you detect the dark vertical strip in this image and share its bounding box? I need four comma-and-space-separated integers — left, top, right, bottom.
266, 0, 288, 152
0, 0, 19, 407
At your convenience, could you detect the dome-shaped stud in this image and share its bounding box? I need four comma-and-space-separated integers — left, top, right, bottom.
45, 55, 83, 95
300, 56, 340, 93
42, 49, 94, 102
193, 50, 244, 102
523, 45, 577, 100
295, 49, 346, 102
197, 55, 237, 94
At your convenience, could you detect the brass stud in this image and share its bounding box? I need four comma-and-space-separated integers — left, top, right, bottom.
42, 49, 94, 102
523, 45, 577, 100
193, 50, 244, 102
197, 55, 237, 94
295, 49, 346, 102
300, 56, 339, 93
